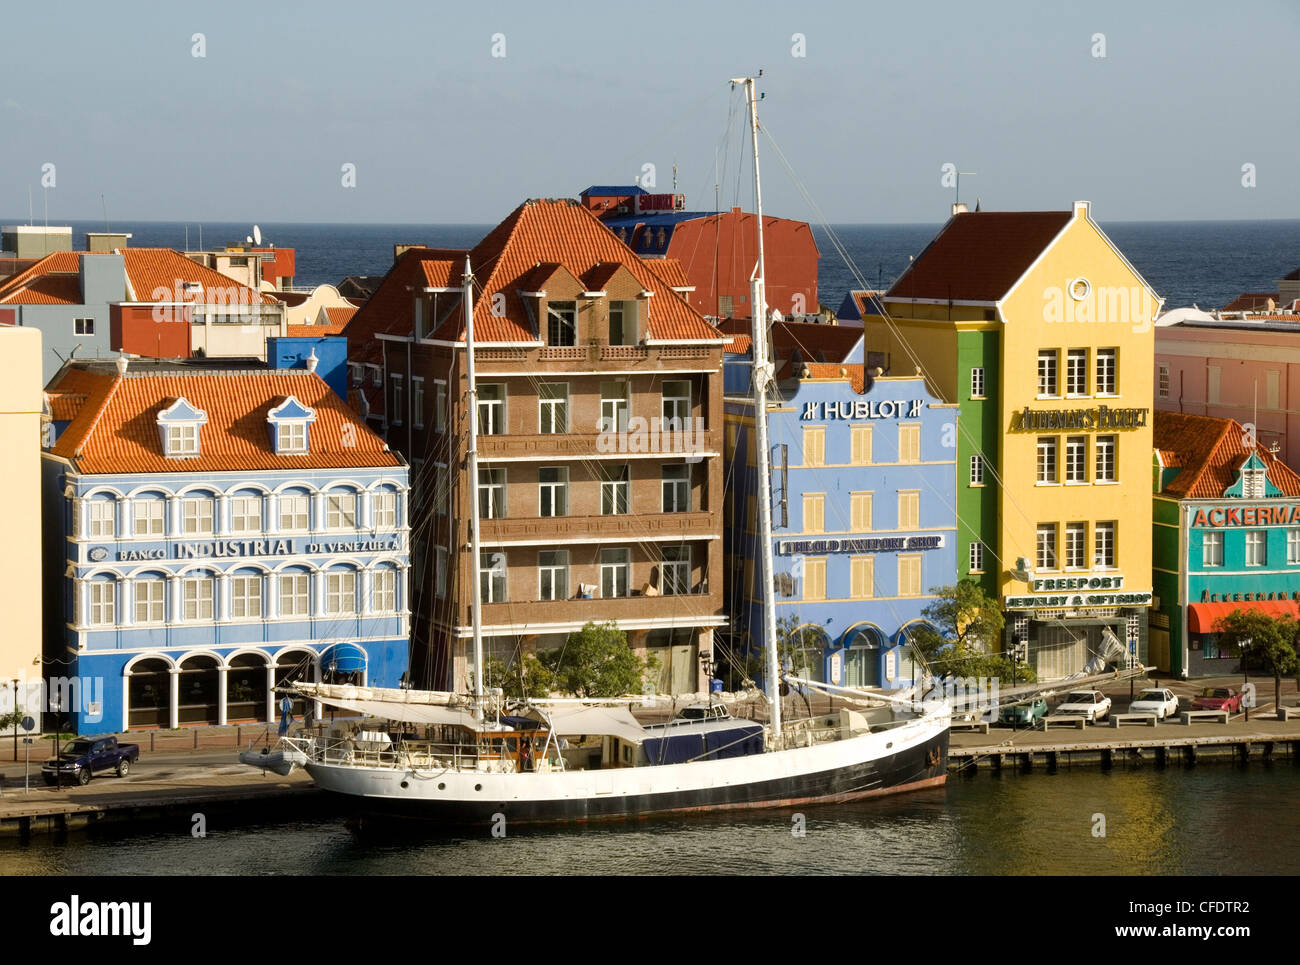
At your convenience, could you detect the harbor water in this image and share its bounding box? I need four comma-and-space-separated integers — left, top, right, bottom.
2, 765, 1296, 875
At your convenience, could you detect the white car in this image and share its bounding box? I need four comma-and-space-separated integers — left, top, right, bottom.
1055, 690, 1113, 723
1129, 688, 1181, 719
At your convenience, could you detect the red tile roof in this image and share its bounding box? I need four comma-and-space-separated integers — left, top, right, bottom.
0, 249, 277, 307
1154, 411, 1300, 498
886, 210, 1073, 302
1221, 292, 1279, 312
717, 317, 863, 371
798, 362, 868, 393
47, 366, 399, 474
346, 200, 723, 349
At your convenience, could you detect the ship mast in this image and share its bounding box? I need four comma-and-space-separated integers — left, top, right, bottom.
735, 75, 782, 739
462, 257, 485, 718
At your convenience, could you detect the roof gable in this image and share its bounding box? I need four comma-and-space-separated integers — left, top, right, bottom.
1154, 411, 1300, 499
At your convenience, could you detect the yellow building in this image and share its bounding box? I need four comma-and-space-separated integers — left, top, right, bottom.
0, 326, 43, 697
868, 201, 1161, 677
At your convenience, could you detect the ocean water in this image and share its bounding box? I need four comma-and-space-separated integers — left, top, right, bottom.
11, 218, 1300, 312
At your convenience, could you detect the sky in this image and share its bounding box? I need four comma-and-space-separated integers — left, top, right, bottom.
2, 0, 1298, 226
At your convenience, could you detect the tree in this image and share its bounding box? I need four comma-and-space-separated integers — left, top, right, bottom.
538, 622, 658, 698
909, 580, 1030, 683
482, 654, 555, 700
1213, 609, 1299, 712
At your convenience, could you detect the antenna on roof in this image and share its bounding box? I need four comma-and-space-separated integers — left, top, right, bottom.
101, 193, 110, 232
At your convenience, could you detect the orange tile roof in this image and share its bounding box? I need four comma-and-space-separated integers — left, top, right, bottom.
430, 199, 723, 343
1221, 292, 1278, 312
648, 257, 692, 289
725, 333, 752, 355
47, 367, 399, 474
1154, 411, 1300, 498
0, 249, 277, 307
47, 392, 89, 420
324, 305, 357, 328
0, 273, 82, 305
798, 362, 868, 393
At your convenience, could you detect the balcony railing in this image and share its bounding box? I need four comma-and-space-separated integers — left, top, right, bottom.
480, 511, 717, 543
475, 590, 721, 629
479, 430, 719, 460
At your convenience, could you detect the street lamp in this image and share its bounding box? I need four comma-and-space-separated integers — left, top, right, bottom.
1240, 637, 1252, 722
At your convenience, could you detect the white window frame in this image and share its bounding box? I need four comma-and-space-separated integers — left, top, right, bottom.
1245, 529, 1266, 567
182, 497, 215, 536
87, 499, 115, 538
167, 424, 200, 458
539, 383, 569, 434
326, 571, 357, 614
662, 380, 691, 429
133, 497, 165, 537
1036, 524, 1058, 571
600, 548, 630, 598
134, 578, 165, 624
602, 465, 629, 515
600, 381, 629, 434
390, 374, 404, 426
1095, 436, 1116, 482
88, 580, 115, 626
480, 552, 506, 603
662, 464, 690, 513
969, 454, 985, 486
1289, 529, 1300, 565
660, 545, 691, 595
1096, 348, 1117, 396
1066, 348, 1088, 396
278, 421, 307, 455
1036, 437, 1057, 484
538, 550, 569, 601
1157, 364, 1170, 400
1065, 436, 1086, 484
479, 468, 506, 519
279, 494, 309, 532
969, 541, 985, 573
372, 568, 397, 613
1095, 521, 1116, 569
231, 574, 263, 619
182, 577, 214, 621
373, 491, 397, 529
230, 495, 262, 534
1065, 522, 1087, 570
546, 300, 577, 346
325, 492, 357, 530
970, 366, 985, 399
279, 573, 309, 617
412, 377, 425, 429
74, 317, 95, 336
539, 467, 568, 517
478, 384, 506, 435
1202, 530, 1224, 568
1037, 350, 1058, 397
434, 380, 448, 432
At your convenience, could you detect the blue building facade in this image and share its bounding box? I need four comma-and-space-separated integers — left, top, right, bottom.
724, 366, 958, 689
41, 362, 410, 734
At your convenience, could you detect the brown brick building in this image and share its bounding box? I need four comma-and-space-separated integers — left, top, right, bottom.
345, 199, 730, 693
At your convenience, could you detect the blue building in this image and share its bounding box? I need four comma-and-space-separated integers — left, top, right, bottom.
41, 357, 409, 734
724, 362, 958, 688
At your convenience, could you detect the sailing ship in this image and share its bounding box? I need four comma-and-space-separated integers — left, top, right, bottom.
245, 77, 950, 823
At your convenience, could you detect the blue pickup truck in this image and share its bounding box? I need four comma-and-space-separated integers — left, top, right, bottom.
42, 736, 140, 786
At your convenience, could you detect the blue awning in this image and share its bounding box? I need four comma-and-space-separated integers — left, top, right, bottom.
320, 643, 367, 674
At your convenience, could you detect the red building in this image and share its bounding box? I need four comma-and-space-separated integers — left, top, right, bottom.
580, 186, 820, 322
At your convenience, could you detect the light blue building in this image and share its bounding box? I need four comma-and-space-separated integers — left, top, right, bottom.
724, 361, 958, 689
41, 358, 410, 735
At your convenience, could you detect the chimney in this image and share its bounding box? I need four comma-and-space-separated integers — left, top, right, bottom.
306, 348, 319, 374
115, 354, 129, 376
393, 243, 427, 264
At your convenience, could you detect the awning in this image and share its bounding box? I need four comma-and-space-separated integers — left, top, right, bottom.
312, 695, 480, 728
320, 643, 367, 674
529, 706, 648, 745
1187, 600, 1300, 634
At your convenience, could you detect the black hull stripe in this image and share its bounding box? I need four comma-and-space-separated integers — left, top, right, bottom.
335, 733, 949, 826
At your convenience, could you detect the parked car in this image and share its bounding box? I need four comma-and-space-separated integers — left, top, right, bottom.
999, 698, 1050, 727
42, 735, 140, 786
1192, 687, 1241, 713
1055, 690, 1113, 723
1129, 688, 1181, 719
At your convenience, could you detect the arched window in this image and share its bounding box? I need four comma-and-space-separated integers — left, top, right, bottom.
844, 627, 883, 688
178, 654, 220, 725
128, 658, 170, 728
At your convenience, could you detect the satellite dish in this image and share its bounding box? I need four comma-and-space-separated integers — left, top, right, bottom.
253, 224, 262, 246
246, 236, 253, 244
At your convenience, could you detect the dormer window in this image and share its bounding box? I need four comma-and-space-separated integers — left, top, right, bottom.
547, 301, 577, 346
1243, 467, 1266, 499
157, 397, 208, 459
267, 396, 317, 456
